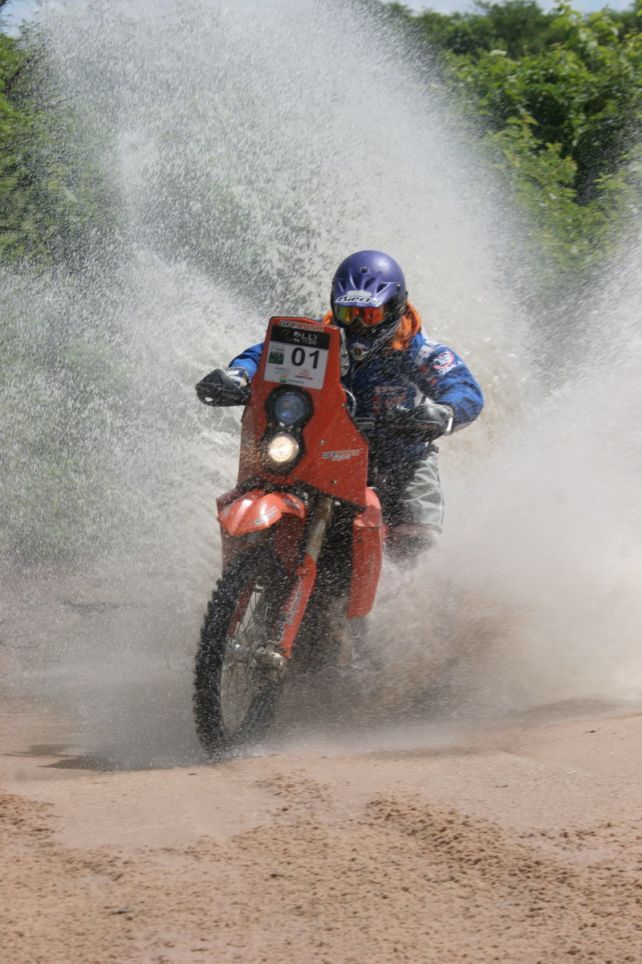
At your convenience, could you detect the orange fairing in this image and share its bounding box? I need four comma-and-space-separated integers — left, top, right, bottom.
238, 317, 368, 508
347, 487, 384, 618
217, 489, 307, 537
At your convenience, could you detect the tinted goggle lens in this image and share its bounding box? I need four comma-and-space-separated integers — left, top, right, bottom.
334, 304, 386, 327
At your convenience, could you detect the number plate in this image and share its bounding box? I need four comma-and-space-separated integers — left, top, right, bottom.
264, 324, 330, 389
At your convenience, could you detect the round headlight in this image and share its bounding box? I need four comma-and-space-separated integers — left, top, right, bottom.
266, 432, 300, 466
272, 390, 310, 427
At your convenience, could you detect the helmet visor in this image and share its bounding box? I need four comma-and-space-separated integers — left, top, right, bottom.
334, 303, 386, 328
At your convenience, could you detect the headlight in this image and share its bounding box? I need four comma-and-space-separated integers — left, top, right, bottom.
271, 390, 311, 427
266, 432, 300, 466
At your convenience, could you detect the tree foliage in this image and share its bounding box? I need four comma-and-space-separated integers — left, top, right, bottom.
452, 3, 641, 198
386, 0, 641, 273
1, 2, 640, 275
0, 22, 124, 563
0, 24, 117, 266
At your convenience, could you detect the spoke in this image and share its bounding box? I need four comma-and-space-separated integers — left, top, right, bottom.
220, 579, 271, 734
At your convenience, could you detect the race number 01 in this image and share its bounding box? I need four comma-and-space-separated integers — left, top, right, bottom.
291, 347, 320, 369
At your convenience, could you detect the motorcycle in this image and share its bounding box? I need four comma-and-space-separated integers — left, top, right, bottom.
193, 315, 385, 753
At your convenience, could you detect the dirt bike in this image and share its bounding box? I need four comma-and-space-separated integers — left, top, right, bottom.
193, 316, 385, 754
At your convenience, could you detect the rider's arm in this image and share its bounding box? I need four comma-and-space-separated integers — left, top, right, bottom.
410, 333, 484, 429
229, 343, 264, 382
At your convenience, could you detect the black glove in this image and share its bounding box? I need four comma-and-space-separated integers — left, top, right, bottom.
387, 399, 454, 441
195, 368, 250, 406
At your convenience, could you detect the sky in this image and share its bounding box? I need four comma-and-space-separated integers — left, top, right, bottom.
1, 0, 635, 32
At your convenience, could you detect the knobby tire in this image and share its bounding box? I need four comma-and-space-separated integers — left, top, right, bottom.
193, 547, 291, 755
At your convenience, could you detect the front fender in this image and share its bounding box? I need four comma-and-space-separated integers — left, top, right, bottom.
217, 488, 307, 538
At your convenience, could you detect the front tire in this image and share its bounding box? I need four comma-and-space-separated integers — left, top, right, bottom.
194, 547, 291, 755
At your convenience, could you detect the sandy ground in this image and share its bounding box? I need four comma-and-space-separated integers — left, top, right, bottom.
2, 694, 642, 964
1, 562, 641, 962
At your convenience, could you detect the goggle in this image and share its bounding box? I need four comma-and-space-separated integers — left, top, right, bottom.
334, 303, 386, 328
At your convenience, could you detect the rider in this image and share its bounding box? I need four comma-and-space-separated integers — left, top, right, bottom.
196, 250, 484, 560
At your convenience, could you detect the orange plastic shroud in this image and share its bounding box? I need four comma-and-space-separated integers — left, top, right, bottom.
347, 487, 384, 618
216, 316, 384, 623
237, 317, 368, 507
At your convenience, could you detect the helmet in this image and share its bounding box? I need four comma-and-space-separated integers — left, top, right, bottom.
331, 250, 407, 360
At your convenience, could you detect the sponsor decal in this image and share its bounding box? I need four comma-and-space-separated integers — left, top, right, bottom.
268, 349, 284, 365
321, 449, 362, 462
336, 290, 383, 307
373, 385, 411, 413
277, 319, 323, 332
284, 584, 305, 625
276, 578, 307, 636
348, 340, 370, 362
432, 350, 457, 373
272, 326, 329, 348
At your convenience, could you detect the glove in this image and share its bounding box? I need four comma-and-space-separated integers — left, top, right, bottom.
195, 368, 250, 406
387, 399, 454, 441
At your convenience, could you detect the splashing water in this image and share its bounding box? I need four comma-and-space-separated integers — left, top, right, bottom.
1, 0, 640, 765
372, 230, 642, 717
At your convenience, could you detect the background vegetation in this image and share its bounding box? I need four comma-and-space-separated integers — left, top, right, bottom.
1, 0, 640, 278
383, 0, 641, 277
1, 0, 125, 563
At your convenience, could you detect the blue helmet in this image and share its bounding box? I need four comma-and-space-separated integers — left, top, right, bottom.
331, 250, 408, 360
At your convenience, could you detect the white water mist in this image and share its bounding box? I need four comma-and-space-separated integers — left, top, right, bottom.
3, 0, 638, 765
374, 230, 642, 716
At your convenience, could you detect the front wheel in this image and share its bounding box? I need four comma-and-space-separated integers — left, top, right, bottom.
193, 547, 292, 755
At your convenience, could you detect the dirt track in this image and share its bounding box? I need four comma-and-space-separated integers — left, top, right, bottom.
2, 697, 642, 964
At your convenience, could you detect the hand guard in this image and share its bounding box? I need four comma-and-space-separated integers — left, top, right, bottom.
387, 399, 454, 441
195, 368, 250, 406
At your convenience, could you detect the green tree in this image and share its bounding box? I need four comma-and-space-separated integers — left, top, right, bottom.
0, 17, 127, 562
385, 0, 641, 274
0, 20, 118, 266
454, 3, 642, 202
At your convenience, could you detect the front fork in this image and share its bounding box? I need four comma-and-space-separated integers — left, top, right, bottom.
262, 495, 334, 673
303, 495, 334, 563
280, 495, 334, 657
